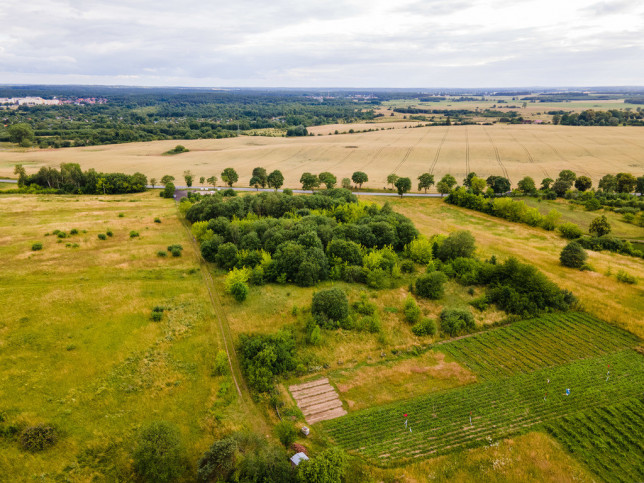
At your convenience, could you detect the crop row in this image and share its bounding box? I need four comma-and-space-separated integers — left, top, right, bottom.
438, 312, 638, 380
545, 397, 644, 483
322, 350, 644, 465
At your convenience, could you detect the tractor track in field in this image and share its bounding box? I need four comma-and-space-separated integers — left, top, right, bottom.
508, 131, 549, 178
392, 127, 434, 175
465, 127, 470, 175
429, 127, 450, 175
483, 127, 509, 180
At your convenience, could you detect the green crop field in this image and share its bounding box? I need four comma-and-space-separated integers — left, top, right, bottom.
439, 312, 639, 379
322, 350, 644, 466
545, 398, 644, 483
322, 311, 644, 478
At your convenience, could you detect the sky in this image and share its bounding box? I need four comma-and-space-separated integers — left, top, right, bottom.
1, 0, 643, 88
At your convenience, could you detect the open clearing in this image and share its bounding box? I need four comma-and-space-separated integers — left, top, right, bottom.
1, 124, 642, 190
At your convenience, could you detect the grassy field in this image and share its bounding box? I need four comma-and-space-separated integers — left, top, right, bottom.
0, 192, 235, 480
377, 196, 644, 338
1, 124, 642, 191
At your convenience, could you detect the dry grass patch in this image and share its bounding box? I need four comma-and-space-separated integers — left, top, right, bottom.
331, 351, 475, 412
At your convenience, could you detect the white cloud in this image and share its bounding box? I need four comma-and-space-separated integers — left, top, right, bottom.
0, 0, 642, 86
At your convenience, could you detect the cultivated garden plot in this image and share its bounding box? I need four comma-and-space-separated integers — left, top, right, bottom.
289, 378, 347, 424
322, 350, 644, 465
545, 397, 644, 483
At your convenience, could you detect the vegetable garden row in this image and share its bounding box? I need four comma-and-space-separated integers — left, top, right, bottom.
438, 312, 639, 380
322, 350, 644, 465
545, 397, 644, 483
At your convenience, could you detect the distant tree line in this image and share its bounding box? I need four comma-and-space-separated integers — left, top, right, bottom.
12, 163, 147, 194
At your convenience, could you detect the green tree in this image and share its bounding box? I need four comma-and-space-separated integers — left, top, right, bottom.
300, 172, 320, 191
436, 230, 476, 261
311, 288, 348, 327
636, 176, 644, 195
440, 174, 457, 190
486, 175, 511, 193
387, 173, 399, 189
197, 437, 237, 483
183, 170, 194, 187
574, 176, 592, 191
133, 421, 185, 483
250, 167, 268, 189
436, 180, 450, 197
558, 170, 577, 184
13, 164, 27, 187
560, 241, 588, 269
415, 271, 448, 299
395, 177, 412, 197
598, 174, 616, 192
161, 182, 175, 198
199, 176, 205, 184
589, 215, 611, 237
552, 178, 571, 197
267, 170, 284, 190
517, 176, 536, 194
351, 171, 368, 189
417, 173, 435, 193
615, 172, 637, 193
207, 175, 218, 188
470, 176, 487, 195
403, 295, 421, 323
557, 222, 582, 239
8, 123, 35, 146
221, 168, 239, 187
274, 421, 297, 447
318, 171, 337, 189
463, 172, 477, 188
161, 175, 175, 186
150, 177, 157, 188
341, 178, 352, 189
298, 447, 347, 483
540, 177, 554, 190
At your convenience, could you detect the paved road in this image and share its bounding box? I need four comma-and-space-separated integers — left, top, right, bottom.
173, 186, 445, 200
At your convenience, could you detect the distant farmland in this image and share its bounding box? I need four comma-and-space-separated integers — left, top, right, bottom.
1, 124, 643, 190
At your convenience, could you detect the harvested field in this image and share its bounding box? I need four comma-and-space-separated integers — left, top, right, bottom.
1, 125, 642, 190
289, 378, 347, 424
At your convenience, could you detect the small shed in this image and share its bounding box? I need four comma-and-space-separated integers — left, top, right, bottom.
290, 452, 309, 467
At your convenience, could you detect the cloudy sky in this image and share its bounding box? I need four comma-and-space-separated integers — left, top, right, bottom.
1, 0, 643, 87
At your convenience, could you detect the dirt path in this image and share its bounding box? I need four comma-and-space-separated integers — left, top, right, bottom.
178, 208, 269, 432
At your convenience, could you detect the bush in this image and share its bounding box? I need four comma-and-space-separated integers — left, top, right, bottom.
133, 421, 185, 482
352, 293, 377, 316
70, 228, 78, 235
415, 271, 448, 299
57, 231, 67, 238
213, 350, 229, 375
118, 213, 125, 218
157, 250, 167, 257
402, 295, 421, 323
106, 230, 113, 237
97, 233, 107, 240
311, 288, 349, 328
151, 306, 163, 321
411, 318, 437, 336
167, 244, 183, 257
616, 270, 637, 284
130, 231, 140, 238
275, 421, 297, 447
154, 217, 161, 223
440, 309, 475, 337
31, 242, 43, 251
560, 241, 588, 269
20, 425, 56, 452
405, 237, 433, 264
557, 222, 583, 239
355, 315, 382, 333
298, 447, 347, 483
400, 259, 415, 273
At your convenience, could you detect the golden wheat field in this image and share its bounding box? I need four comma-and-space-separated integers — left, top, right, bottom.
1, 124, 643, 190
